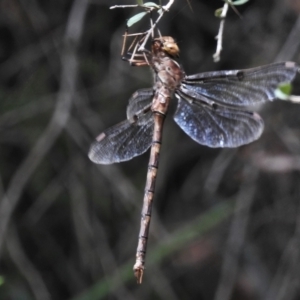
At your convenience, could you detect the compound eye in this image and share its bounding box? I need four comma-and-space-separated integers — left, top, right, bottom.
163, 43, 179, 57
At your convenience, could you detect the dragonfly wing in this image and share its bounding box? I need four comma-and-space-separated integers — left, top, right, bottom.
127, 88, 153, 122
183, 62, 299, 106
89, 111, 153, 164
173, 92, 264, 148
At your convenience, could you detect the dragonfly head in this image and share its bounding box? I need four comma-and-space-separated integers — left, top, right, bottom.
152, 36, 180, 58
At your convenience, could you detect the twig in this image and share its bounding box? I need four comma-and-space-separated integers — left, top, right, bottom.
275, 16, 300, 62
7, 225, 51, 300
213, 2, 229, 62
288, 95, 300, 103
110, 0, 174, 11
138, 0, 175, 51
110, 0, 175, 53
164, 0, 175, 11
214, 165, 258, 300
203, 149, 237, 194
264, 201, 300, 300
0, 0, 89, 254
110, 4, 139, 9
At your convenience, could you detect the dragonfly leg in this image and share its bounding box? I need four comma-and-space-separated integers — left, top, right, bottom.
122, 43, 150, 66
122, 56, 149, 67
121, 28, 151, 66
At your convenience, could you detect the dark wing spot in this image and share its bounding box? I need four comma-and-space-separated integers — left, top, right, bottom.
212, 103, 218, 110
236, 71, 244, 81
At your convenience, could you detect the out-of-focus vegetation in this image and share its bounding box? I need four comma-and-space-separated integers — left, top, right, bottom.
0, 0, 300, 299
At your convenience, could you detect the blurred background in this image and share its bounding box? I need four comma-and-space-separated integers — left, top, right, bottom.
1, 0, 300, 299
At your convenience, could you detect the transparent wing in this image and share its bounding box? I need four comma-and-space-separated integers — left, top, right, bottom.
182, 62, 299, 107
173, 92, 264, 148
126, 88, 153, 122
89, 110, 154, 164
89, 88, 154, 164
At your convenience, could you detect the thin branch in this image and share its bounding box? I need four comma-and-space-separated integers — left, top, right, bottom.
203, 149, 237, 194
0, 0, 89, 254
137, 0, 175, 51
214, 165, 258, 300
110, 4, 139, 9
275, 16, 300, 62
163, 0, 174, 11
286, 95, 300, 103
7, 225, 51, 300
110, 0, 175, 53
21, 167, 67, 225
264, 199, 300, 300
213, 2, 229, 62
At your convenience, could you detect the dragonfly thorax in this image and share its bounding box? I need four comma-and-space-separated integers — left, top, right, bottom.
151, 37, 185, 91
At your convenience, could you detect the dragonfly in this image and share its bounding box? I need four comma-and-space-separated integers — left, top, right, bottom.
88, 36, 299, 283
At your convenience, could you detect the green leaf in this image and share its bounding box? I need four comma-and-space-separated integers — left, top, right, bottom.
0, 276, 4, 286
215, 7, 223, 17
227, 0, 249, 5
275, 82, 292, 100
142, 2, 160, 8
136, 0, 143, 5
127, 11, 148, 27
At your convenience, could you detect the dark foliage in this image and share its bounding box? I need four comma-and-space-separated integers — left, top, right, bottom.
0, 0, 300, 299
